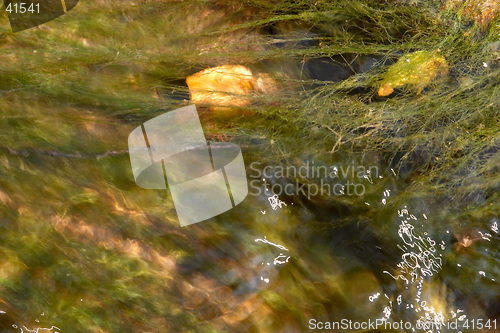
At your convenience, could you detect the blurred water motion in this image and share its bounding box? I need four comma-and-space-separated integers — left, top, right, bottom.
0, 0, 498, 332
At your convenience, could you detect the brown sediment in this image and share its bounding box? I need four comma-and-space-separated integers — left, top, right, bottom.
51, 215, 177, 273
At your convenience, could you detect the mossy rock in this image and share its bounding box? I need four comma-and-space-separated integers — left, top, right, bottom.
378, 50, 448, 96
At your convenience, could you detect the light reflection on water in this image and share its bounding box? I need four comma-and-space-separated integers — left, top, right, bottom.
371, 202, 500, 332
254, 160, 499, 331
379, 205, 464, 332
17, 325, 60, 333
0, 311, 60, 333
1, 147, 497, 331
255, 236, 291, 285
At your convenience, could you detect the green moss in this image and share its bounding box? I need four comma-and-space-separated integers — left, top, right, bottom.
377, 50, 448, 96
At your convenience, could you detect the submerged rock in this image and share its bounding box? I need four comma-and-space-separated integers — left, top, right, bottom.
378, 50, 448, 96
442, 0, 500, 28
186, 65, 279, 110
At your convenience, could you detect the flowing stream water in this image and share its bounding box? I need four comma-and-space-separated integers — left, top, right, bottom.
0, 1, 499, 332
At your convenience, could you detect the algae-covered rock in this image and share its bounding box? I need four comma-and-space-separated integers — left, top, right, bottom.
442, 0, 500, 28
378, 50, 448, 96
